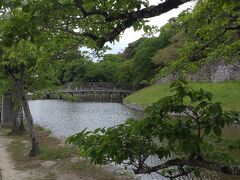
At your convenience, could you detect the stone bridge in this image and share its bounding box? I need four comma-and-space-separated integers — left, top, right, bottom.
42, 89, 132, 101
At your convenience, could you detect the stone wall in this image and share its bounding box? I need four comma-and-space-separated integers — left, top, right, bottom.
158, 60, 240, 83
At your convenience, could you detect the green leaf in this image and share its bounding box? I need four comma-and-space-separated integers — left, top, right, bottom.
204, 125, 212, 135
213, 126, 221, 136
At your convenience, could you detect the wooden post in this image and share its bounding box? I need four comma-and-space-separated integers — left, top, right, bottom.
1, 93, 13, 127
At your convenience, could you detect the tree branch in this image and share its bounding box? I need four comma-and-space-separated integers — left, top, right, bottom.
97, 0, 191, 47
58, 27, 99, 41
160, 166, 191, 179
165, 23, 240, 76
106, 0, 191, 22
133, 158, 240, 176
49, 40, 84, 61
69, 0, 192, 48
74, 0, 108, 18
73, 0, 191, 21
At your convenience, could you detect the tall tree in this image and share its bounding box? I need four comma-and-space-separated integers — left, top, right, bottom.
0, 39, 40, 156
0, 0, 192, 50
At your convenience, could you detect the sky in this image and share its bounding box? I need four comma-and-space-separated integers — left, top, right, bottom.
105, 0, 196, 54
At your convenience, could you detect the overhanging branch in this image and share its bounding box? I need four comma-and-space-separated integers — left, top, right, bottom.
106, 0, 191, 22
133, 158, 240, 176
70, 0, 192, 47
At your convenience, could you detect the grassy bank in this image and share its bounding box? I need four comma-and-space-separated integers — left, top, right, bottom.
125, 81, 240, 112
2, 127, 133, 180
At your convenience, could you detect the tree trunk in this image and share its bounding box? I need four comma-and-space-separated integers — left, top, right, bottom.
9, 91, 26, 135
18, 107, 25, 133
12, 101, 19, 130
9, 102, 25, 135
6, 68, 39, 156
17, 83, 39, 156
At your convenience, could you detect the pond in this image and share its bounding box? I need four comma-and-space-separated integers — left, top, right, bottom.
29, 100, 240, 180
29, 100, 142, 138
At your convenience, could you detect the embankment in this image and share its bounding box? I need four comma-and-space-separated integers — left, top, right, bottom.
124, 81, 240, 112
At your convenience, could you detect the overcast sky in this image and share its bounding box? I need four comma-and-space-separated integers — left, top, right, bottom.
105, 0, 195, 54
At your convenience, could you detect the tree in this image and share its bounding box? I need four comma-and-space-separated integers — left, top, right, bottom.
0, 0, 192, 50
131, 32, 174, 88
122, 38, 147, 59
0, 40, 40, 156
0, 0, 195, 92
152, 31, 186, 67
1, 1, 239, 171
0, 7, 86, 155
159, 0, 240, 77
101, 54, 125, 63
67, 80, 240, 178
115, 60, 134, 89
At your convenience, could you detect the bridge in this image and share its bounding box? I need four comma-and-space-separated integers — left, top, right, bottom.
0, 83, 133, 127
41, 82, 132, 101
42, 88, 132, 101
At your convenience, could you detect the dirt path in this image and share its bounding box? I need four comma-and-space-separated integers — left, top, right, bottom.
0, 128, 134, 180
0, 132, 31, 180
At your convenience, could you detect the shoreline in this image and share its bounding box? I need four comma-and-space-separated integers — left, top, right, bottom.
122, 100, 145, 112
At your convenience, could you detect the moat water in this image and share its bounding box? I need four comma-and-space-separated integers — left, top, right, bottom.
29, 100, 240, 180
29, 100, 142, 138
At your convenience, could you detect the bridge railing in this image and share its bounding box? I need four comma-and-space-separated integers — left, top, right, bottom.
65, 82, 132, 92
55, 88, 132, 94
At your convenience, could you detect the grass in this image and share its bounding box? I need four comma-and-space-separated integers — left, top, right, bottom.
60, 93, 80, 102
125, 81, 240, 112
39, 144, 74, 160
4, 127, 132, 180
31, 92, 43, 100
